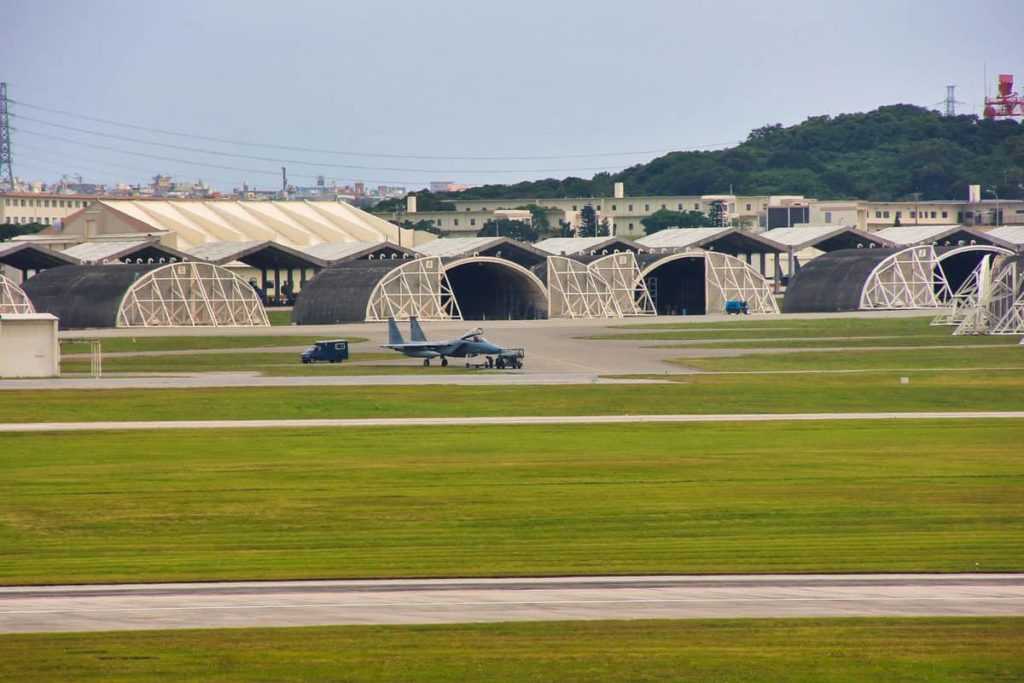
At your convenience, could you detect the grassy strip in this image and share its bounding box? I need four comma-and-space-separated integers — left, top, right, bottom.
60, 335, 368, 354
658, 335, 1018, 350
2, 618, 1021, 682
599, 316, 938, 338
267, 310, 292, 326
675, 346, 1024, 373
4, 371, 1024, 422
1, 421, 1022, 584
59, 352, 436, 375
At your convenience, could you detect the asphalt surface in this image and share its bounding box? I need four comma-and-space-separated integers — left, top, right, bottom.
2, 574, 1020, 633
3, 411, 1023, 432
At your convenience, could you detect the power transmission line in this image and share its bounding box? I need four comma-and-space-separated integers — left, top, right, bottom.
9, 112, 633, 174
12, 128, 438, 186
8, 97, 738, 161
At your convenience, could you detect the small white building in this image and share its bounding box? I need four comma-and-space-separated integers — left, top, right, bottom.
0, 313, 60, 378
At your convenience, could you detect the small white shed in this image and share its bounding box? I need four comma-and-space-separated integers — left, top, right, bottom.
0, 313, 60, 378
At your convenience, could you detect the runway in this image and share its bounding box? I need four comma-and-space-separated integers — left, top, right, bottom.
2, 410, 1023, 432
1, 574, 1021, 633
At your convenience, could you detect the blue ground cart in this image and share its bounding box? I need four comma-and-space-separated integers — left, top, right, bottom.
724, 300, 749, 315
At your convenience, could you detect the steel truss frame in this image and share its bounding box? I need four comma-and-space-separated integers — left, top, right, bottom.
546, 253, 655, 319
588, 252, 656, 317
0, 274, 34, 314
702, 251, 780, 314
365, 256, 461, 321
547, 256, 605, 318
933, 257, 986, 326
987, 261, 1024, 335
116, 262, 269, 327
860, 246, 951, 310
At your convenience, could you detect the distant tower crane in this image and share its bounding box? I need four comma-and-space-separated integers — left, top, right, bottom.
983, 74, 1024, 120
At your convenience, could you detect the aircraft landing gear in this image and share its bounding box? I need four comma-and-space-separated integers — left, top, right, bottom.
423, 358, 430, 367
495, 357, 505, 369
441, 357, 448, 367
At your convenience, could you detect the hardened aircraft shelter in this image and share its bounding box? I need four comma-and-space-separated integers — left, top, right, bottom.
23, 262, 269, 329
782, 243, 1016, 313
414, 238, 549, 320
293, 257, 459, 324
295, 236, 550, 324
940, 253, 1024, 336
0, 275, 34, 315
635, 250, 779, 315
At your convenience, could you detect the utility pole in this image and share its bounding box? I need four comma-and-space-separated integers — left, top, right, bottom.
0, 82, 14, 191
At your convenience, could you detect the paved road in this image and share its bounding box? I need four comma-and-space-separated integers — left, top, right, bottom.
2, 574, 1020, 633
3, 411, 1023, 433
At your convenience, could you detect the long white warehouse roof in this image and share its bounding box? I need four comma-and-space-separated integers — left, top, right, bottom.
72, 199, 434, 251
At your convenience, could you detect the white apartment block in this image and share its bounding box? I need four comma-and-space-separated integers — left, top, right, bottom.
1, 193, 97, 226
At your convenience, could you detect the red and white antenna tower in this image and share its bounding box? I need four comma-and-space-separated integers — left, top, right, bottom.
983, 74, 1024, 120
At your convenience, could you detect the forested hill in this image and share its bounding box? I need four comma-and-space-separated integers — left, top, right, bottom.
446, 105, 1024, 202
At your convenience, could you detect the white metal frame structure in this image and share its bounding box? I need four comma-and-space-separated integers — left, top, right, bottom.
859, 246, 951, 310
637, 251, 780, 315
547, 256, 606, 319
0, 275, 34, 314
588, 252, 656, 318
365, 257, 460, 322
987, 260, 1024, 336
545, 253, 655, 319
116, 262, 269, 327
933, 257, 987, 326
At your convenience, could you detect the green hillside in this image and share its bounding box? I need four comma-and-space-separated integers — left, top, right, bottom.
441, 106, 1024, 202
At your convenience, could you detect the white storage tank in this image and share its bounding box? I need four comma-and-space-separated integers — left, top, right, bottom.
0, 313, 60, 378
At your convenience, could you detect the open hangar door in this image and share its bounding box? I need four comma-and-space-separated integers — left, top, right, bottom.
442, 257, 548, 320
935, 245, 1014, 299
641, 255, 706, 315
638, 251, 779, 316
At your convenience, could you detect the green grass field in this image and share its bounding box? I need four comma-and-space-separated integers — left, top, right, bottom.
674, 346, 1024, 373
4, 370, 1024, 423
2, 421, 1021, 584
58, 351, 459, 375
2, 618, 1021, 682
601, 316, 942, 337
267, 310, 292, 326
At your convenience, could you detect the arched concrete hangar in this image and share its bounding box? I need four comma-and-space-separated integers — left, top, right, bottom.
783, 244, 1016, 313
636, 251, 780, 316
293, 254, 549, 324
23, 262, 270, 329
0, 274, 35, 315
293, 257, 458, 324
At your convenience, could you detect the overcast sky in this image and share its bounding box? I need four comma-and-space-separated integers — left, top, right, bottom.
4, 0, 1022, 191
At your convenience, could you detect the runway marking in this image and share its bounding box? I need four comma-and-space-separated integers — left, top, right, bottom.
2, 411, 1023, 433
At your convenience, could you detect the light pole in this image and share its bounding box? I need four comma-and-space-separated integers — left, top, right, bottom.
984, 187, 1001, 226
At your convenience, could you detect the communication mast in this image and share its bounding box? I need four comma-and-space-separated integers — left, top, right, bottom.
983, 74, 1024, 120
0, 82, 14, 191
943, 85, 964, 116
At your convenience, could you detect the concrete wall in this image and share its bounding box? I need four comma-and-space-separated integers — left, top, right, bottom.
0, 314, 60, 378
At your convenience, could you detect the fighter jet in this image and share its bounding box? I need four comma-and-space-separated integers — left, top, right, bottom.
383, 317, 524, 368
